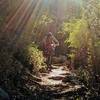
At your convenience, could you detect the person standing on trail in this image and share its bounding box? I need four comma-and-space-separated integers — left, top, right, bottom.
42, 32, 59, 69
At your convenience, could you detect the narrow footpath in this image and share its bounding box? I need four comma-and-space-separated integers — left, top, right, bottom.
36, 65, 85, 99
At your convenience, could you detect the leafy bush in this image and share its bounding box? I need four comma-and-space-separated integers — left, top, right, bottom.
76, 67, 91, 85
23, 42, 45, 71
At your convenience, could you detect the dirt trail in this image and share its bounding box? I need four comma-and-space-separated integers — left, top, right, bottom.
38, 65, 84, 97
41, 66, 71, 85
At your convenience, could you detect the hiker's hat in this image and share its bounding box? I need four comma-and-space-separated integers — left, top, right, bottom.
46, 32, 53, 36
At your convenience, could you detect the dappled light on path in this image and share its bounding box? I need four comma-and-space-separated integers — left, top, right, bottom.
40, 66, 79, 87
35, 65, 84, 98
41, 66, 68, 85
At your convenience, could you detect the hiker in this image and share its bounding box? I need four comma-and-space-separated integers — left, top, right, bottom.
42, 32, 59, 69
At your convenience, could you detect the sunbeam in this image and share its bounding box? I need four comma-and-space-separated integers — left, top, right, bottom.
0, 0, 100, 99
2, 0, 28, 32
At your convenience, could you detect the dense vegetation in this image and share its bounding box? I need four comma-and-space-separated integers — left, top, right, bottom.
0, 0, 100, 100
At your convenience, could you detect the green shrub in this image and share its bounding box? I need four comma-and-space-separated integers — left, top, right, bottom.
24, 42, 45, 71
76, 67, 91, 86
